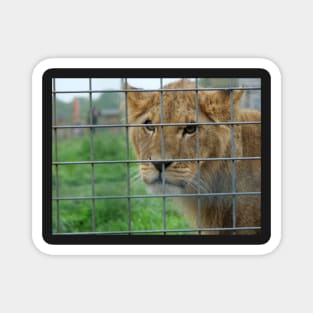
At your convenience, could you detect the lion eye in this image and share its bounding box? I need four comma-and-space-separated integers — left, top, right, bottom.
144, 120, 155, 131
184, 125, 197, 135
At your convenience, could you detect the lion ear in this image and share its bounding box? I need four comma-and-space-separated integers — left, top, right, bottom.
126, 84, 145, 106
199, 89, 244, 122
124, 84, 155, 122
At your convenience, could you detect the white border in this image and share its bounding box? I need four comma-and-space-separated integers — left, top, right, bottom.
32, 58, 281, 255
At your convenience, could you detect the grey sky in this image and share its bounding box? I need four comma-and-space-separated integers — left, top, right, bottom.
55, 78, 180, 102
55, 78, 260, 103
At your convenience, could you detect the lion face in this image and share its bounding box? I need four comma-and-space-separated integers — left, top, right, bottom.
126, 80, 243, 194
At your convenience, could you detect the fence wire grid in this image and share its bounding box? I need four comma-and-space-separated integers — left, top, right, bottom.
52, 78, 261, 235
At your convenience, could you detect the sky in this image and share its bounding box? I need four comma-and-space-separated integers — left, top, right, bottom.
55, 78, 180, 102
54, 78, 260, 103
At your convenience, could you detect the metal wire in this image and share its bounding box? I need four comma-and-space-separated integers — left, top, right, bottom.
89, 78, 96, 232
56, 226, 261, 236
195, 78, 202, 234
124, 78, 132, 233
229, 84, 237, 234
53, 157, 261, 166
53, 191, 261, 201
52, 78, 60, 233
53, 121, 261, 129
160, 78, 167, 234
52, 86, 260, 94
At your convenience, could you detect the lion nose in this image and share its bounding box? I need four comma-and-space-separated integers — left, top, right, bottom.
152, 161, 172, 172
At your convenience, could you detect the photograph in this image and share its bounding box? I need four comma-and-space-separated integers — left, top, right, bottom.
48, 72, 268, 244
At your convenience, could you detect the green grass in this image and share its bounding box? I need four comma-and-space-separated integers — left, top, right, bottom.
52, 129, 191, 234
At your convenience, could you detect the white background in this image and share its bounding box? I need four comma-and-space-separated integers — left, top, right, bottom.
0, 0, 311, 312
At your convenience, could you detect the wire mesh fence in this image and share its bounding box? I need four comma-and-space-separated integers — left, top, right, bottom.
52, 77, 261, 235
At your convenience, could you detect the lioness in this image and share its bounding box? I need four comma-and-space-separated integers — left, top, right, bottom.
127, 80, 261, 234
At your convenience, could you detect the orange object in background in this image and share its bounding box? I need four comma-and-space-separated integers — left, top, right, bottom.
73, 97, 80, 123
72, 97, 82, 136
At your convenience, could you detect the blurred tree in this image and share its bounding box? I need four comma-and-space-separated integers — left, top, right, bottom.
199, 78, 239, 88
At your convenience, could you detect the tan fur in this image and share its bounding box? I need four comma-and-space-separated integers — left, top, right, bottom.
126, 80, 261, 234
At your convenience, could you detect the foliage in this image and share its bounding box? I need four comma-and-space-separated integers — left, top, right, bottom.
199, 78, 239, 88
54, 92, 121, 123
52, 131, 191, 234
